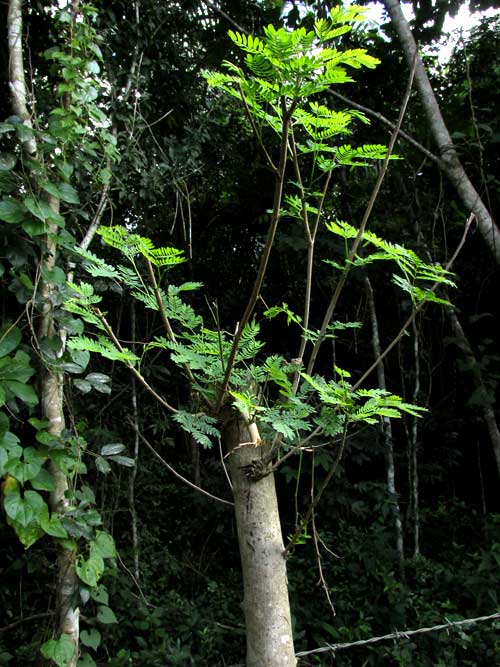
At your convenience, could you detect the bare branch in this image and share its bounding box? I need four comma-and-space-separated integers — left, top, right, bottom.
328, 88, 443, 166
128, 420, 234, 507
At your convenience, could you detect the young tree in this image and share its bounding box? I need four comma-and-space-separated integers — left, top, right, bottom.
66, 8, 454, 664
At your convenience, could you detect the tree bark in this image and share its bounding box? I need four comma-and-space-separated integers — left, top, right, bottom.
383, 0, 500, 264
40, 207, 80, 663
224, 414, 296, 667
409, 321, 420, 559
7, 0, 36, 156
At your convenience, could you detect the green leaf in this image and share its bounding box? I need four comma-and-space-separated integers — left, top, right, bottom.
93, 531, 116, 559
98, 167, 112, 185
0, 121, 16, 134
3, 380, 38, 406
62, 362, 86, 374
69, 348, 90, 372
80, 629, 101, 651
95, 456, 111, 475
90, 584, 109, 605
41, 634, 75, 667
40, 513, 68, 538
76, 550, 104, 587
4, 489, 48, 528
0, 350, 35, 383
0, 325, 21, 357
9, 519, 44, 548
74, 379, 92, 394
23, 219, 47, 236
30, 468, 55, 491
96, 605, 117, 624
0, 153, 17, 171
100, 443, 125, 456
107, 455, 135, 467
57, 162, 74, 181
57, 183, 80, 204
86, 372, 111, 394
41, 264, 67, 285
24, 196, 64, 226
78, 652, 97, 667
4, 447, 45, 483
85, 373, 110, 385
0, 198, 26, 224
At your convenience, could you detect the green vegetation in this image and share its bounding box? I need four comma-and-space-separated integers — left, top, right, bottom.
1, 1, 500, 666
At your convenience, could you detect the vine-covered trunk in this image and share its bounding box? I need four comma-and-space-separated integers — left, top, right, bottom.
40, 212, 80, 666
224, 415, 296, 667
8, 2, 79, 662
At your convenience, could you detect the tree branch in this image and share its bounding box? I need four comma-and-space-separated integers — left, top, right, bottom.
128, 420, 234, 507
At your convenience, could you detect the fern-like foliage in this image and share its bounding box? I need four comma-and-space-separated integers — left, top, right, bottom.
293, 105, 354, 141
229, 390, 264, 422
68, 336, 138, 364
301, 373, 427, 426
165, 285, 203, 330
172, 410, 220, 449
259, 397, 315, 443
236, 320, 265, 362
65, 282, 106, 331
98, 226, 185, 268
204, 6, 388, 175
71, 247, 120, 279
326, 220, 455, 305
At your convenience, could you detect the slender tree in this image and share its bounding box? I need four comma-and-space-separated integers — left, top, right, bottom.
365, 276, 405, 576
7, 2, 79, 660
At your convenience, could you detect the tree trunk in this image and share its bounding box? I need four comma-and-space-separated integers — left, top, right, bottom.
365, 277, 405, 577
409, 322, 421, 559
129, 302, 141, 583
383, 0, 500, 264
224, 414, 296, 667
8, 2, 79, 663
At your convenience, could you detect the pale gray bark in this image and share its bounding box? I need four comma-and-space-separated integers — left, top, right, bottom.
383, 0, 500, 264
365, 277, 405, 576
409, 322, 420, 559
7, 0, 36, 156
40, 209, 80, 666
449, 308, 500, 478
224, 415, 296, 667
